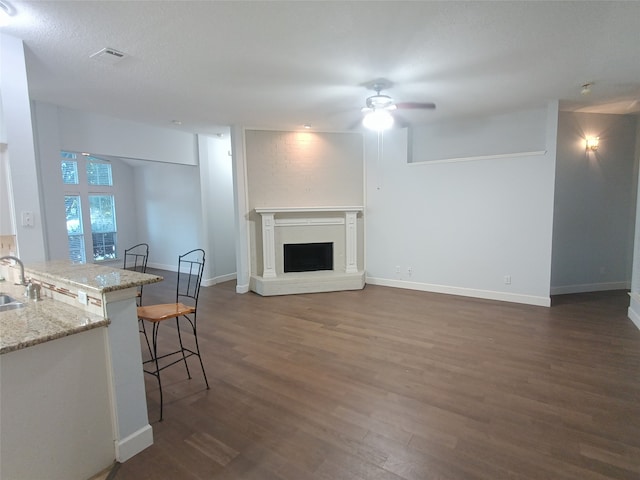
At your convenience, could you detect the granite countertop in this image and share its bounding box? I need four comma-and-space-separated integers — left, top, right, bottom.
1, 260, 163, 355
25, 260, 163, 294
0, 280, 108, 354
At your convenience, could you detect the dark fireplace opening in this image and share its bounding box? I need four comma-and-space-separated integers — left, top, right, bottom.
284, 242, 333, 273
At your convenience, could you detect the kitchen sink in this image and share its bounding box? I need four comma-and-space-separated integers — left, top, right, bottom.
0, 293, 25, 312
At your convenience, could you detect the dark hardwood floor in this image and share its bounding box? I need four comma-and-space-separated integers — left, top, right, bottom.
115, 270, 640, 479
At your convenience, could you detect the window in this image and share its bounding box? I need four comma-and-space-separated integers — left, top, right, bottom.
61, 152, 118, 263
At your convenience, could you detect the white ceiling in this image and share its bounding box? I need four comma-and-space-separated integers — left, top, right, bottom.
3, 1, 640, 134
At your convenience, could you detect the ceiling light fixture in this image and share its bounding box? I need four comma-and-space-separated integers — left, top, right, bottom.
303, 124, 312, 129
362, 109, 394, 131
581, 83, 593, 95
0, 1, 14, 27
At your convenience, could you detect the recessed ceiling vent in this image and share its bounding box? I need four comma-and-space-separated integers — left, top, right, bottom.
89, 47, 127, 64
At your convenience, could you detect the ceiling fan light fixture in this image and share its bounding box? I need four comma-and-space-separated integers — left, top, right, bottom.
363, 109, 394, 131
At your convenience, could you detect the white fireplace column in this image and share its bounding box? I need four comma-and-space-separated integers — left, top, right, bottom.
261, 212, 277, 278
345, 210, 358, 274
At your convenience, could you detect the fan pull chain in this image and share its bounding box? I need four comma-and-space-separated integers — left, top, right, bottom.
376, 130, 384, 190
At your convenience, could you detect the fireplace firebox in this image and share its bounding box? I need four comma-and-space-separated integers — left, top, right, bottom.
284, 242, 333, 273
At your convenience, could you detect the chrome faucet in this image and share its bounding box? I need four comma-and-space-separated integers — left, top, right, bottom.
0, 256, 28, 286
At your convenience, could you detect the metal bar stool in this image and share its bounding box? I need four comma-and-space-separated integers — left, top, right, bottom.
137, 248, 209, 421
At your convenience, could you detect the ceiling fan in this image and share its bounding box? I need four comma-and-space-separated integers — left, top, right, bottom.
360, 78, 436, 131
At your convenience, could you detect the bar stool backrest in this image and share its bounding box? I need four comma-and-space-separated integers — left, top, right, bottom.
176, 248, 205, 308
124, 243, 149, 273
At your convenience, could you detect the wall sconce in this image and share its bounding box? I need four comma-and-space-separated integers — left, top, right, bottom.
586, 136, 599, 152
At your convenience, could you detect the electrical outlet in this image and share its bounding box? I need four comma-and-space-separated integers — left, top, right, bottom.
407, 266, 412, 275
395, 265, 400, 273
504, 275, 511, 285
78, 290, 88, 305
21, 211, 34, 227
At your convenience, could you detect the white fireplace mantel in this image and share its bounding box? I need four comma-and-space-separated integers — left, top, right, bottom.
255, 206, 364, 214
252, 206, 365, 295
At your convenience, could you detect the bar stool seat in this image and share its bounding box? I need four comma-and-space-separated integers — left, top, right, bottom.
137, 303, 195, 322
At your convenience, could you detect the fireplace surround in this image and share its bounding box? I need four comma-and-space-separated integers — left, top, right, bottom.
250, 206, 365, 295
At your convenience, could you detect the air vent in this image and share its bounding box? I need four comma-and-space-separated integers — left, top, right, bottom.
89, 47, 127, 64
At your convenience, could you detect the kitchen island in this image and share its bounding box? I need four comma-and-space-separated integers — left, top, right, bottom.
0, 260, 162, 480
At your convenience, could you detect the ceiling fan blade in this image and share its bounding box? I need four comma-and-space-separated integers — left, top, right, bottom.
395, 102, 436, 110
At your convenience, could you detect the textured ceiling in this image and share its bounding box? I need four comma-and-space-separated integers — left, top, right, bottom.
3, 1, 640, 134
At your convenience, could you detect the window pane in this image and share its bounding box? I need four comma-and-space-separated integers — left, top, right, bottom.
93, 232, 117, 261
89, 195, 116, 232
65, 195, 83, 234
68, 234, 86, 263
89, 195, 117, 261
64, 195, 85, 262
87, 162, 113, 186
61, 160, 79, 185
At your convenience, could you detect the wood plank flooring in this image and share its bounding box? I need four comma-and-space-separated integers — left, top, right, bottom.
116, 271, 640, 480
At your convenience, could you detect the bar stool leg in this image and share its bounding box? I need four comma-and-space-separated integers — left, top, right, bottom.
176, 317, 192, 379
192, 323, 210, 389
151, 322, 164, 422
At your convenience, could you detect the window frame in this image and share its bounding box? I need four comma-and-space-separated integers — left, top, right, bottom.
61, 152, 118, 263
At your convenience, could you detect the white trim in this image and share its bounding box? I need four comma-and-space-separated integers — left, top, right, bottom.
103, 286, 138, 303
275, 217, 345, 227
550, 281, 630, 295
201, 272, 236, 287
627, 292, 640, 331
408, 150, 547, 166
627, 305, 640, 331
255, 206, 364, 214
115, 424, 153, 462
366, 276, 551, 307
236, 282, 249, 294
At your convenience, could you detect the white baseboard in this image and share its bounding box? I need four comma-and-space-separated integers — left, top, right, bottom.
550, 281, 630, 295
627, 292, 640, 331
366, 277, 551, 307
115, 424, 153, 462
146, 262, 177, 272
202, 272, 237, 287
236, 283, 250, 294
627, 306, 640, 331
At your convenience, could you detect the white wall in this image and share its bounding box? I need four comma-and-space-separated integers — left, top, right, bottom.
0, 34, 46, 262
57, 108, 198, 165
197, 133, 236, 285
410, 107, 547, 162
0, 144, 14, 235
365, 104, 558, 306
133, 162, 204, 271
628, 116, 640, 329
552, 112, 638, 294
